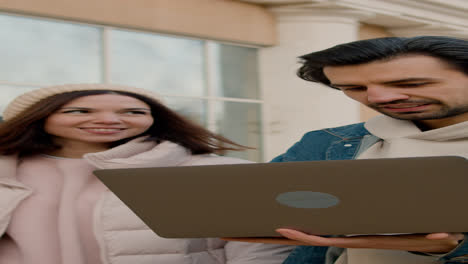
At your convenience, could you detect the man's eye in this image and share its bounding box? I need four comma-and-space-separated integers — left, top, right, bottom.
345, 86, 366, 91
395, 83, 428, 88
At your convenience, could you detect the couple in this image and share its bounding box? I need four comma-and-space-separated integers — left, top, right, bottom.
1, 35, 468, 264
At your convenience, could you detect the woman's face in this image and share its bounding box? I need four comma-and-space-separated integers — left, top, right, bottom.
44, 94, 154, 147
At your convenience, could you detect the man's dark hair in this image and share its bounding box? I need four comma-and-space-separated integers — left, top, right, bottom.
297, 36, 468, 88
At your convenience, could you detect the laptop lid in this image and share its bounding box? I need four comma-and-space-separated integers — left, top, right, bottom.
93, 156, 468, 238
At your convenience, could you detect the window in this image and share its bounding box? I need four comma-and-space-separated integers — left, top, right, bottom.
0, 13, 263, 161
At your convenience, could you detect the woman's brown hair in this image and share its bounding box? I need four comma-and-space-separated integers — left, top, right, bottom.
0, 90, 248, 157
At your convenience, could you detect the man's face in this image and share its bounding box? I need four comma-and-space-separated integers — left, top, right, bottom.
323, 55, 468, 129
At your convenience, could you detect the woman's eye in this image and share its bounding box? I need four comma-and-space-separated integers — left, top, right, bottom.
61, 110, 89, 114
125, 111, 148, 115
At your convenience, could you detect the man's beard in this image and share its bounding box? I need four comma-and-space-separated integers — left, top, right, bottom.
369, 100, 468, 121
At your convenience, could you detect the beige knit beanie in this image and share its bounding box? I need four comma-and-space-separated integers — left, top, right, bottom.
2, 83, 163, 121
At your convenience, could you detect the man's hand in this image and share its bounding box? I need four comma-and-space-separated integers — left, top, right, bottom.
222, 229, 463, 254
275, 229, 463, 253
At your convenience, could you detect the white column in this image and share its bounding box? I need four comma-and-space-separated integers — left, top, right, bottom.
259, 9, 371, 161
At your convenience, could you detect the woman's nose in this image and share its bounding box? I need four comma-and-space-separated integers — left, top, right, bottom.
92, 113, 122, 123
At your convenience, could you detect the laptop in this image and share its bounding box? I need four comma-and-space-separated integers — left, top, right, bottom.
93, 156, 468, 238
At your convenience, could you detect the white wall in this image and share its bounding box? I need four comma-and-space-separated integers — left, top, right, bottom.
259, 13, 362, 161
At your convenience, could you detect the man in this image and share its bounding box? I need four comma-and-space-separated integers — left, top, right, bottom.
229, 36, 468, 264
275, 36, 468, 264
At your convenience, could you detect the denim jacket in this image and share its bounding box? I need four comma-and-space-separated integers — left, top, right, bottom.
271, 123, 468, 264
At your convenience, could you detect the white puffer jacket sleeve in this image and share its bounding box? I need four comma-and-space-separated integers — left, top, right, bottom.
85, 140, 296, 264
0, 155, 33, 236
189, 155, 295, 264
225, 241, 295, 264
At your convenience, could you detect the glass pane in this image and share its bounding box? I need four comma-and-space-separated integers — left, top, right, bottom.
0, 85, 38, 118
110, 29, 205, 96
0, 14, 103, 84
211, 43, 259, 99
163, 97, 206, 127
213, 101, 262, 162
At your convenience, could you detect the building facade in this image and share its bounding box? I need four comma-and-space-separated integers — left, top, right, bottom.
0, 0, 467, 161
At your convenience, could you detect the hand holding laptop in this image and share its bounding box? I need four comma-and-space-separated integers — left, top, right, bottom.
223, 230, 463, 253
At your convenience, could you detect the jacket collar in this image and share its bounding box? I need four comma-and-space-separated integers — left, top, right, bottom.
84, 137, 193, 169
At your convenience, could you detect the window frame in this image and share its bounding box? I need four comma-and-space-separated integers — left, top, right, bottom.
0, 12, 265, 161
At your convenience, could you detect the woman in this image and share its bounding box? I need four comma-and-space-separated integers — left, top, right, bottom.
0, 83, 293, 264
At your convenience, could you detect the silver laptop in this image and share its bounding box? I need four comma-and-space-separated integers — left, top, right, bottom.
93, 156, 468, 238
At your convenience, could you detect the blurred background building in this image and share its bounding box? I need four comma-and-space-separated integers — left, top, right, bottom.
0, 0, 467, 161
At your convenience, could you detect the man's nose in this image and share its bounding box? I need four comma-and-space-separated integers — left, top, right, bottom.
367, 86, 409, 104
